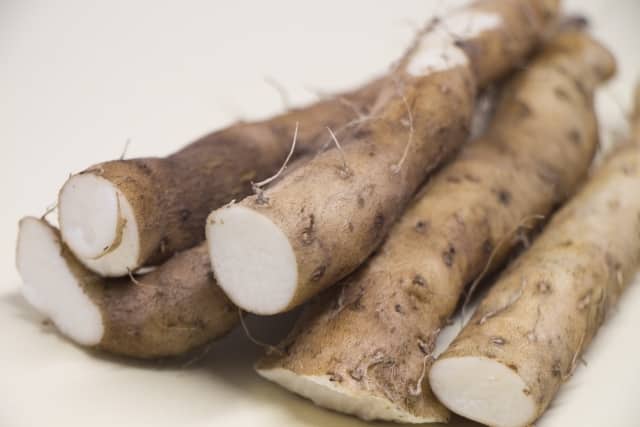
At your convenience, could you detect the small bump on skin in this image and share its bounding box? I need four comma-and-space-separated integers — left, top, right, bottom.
395, 304, 404, 314
442, 245, 456, 267
568, 129, 582, 145
490, 336, 507, 345
415, 220, 429, 233
412, 274, 426, 287
179, 209, 191, 222
311, 266, 326, 282
537, 280, 552, 294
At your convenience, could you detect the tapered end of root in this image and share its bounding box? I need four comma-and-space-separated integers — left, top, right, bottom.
256, 367, 439, 423
59, 173, 140, 277
429, 356, 536, 427
206, 205, 297, 315
16, 217, 104, 346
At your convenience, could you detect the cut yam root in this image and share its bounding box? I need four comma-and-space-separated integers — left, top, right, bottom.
207, 0, 560, 315
58, 79, 385, 277
16, 217, 238, 358
255, 30, 615, 423
430, 108, 640, 427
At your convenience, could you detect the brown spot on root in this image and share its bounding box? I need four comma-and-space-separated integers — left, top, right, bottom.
537, 280, 552, 294
415, 220, 429, 234
373, 213, 385, 233
514, 100, 532, 119
442, 245, 456, 267
327, 371, 343, 383
412, 274, 426, 287
464, 173, 481, 183
311, 265, 326, 282
395, 304, 404, 314
483, 239, 493, 254
357, 196, 365, 208
179, 209, 191, 222
552, 361, 562, 377
507, 363, 519, 373
568, 129, 582, 145
554, 86, 571, 102
493, 188, 512, 205
446, 175, 462, 184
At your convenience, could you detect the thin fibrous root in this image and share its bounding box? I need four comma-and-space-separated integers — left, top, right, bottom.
119, 138, 132, 160
461, 214, 545, 323
478, 277, 527, 325
251, 122, 299, 204
326, 126, 352, 177
391, 79, 414, 174
238, 309, 284, 356
41, 202, 58, 220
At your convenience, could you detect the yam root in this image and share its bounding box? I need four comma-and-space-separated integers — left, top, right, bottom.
16, 217, 237, 358
430, 144, 640, 427
207, 0, 561, 315
58, 79, 384, 277
255, 31, 615, 423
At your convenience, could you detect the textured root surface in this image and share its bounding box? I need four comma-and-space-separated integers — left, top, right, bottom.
429, 357, 536, 427
16, 217, 104, 345
257, 367, 433, 423
207, 205, 297, 315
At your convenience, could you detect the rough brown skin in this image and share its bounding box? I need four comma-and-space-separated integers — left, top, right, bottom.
256, 31, 615, 423
59, 81, 384, 274
46, 223, 237, 359
432, 141, 640, 427
208, 0, 561, 314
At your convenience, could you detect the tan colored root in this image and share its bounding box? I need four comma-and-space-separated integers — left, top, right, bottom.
41, 202, 58, 221
325, 126, 352, 177
264, 76, 292, 109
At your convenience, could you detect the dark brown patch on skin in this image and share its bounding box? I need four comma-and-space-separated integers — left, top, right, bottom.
354, 128, 372, 140
483, 239, 494, 255
395, 304, 404, 314
179, 209, 191, 222
347, 222, 354, 232
537, 280, 552, 294
327, 371, 343, 383
567, 128, 581, 145
523, 388, 532, 396
554, 86, 571, 102
357, 196, 365, 208
560, 240, 573, 247
514, 100, 532, 119
494, 188, 512, 205
415, 220, 429, 234
446, 175, 462, 184
442, 245, 456, 267
373, 213, 385, 231
311, 266, 326, 282
507, 363, 519, 373
412, 274, 426, 287
464, 173, 481, 183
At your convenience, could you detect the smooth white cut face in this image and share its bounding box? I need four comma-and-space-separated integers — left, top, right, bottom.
430, 356, 536, 427
207, 205, 297, 315
257, 368, 435, 423
59, 173, 120, 259
59, 173, 141, 277
16, 218, 104, 346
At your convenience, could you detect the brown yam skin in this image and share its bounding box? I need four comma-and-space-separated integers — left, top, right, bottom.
457, 0, 560, 87
437, 142, 640, 426
65, 81, 384, 270
56, 234, 238, 358
214, 0, 561, 314
257, 32, 615, 422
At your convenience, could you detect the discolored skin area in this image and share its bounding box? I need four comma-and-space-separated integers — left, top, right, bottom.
215, 0, 562, 314
61, 79, 385, 273
257, 31, 615, 422
435, 141, 640, 427
56, 234, 239, 358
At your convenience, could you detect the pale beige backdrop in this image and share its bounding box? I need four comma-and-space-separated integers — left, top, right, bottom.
1, 1, 639, 426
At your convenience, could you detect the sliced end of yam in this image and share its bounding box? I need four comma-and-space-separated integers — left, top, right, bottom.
59, 173, 140, 277
256, 367, 434, 423
206, 205, 297, 315
429, 356, 536, 427
16, 217, 104, 346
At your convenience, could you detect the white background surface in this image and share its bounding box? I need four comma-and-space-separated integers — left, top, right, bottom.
2, 1, 639, 426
